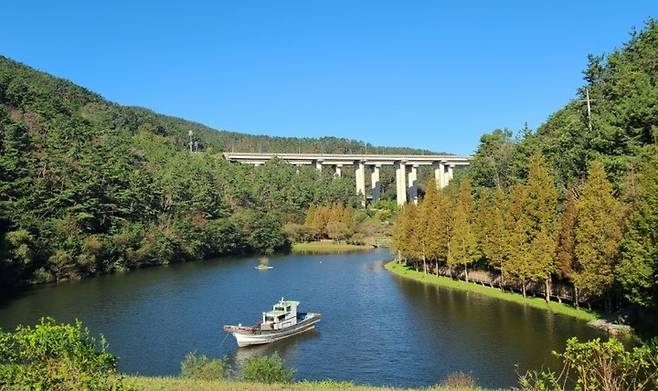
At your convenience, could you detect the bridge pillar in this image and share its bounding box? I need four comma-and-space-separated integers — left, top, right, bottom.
371, 164, 381, 202
447, 164, 454, 184
395, 162, 407, 205
315, 160, 323, 172
355, 161, 366, 205
334, 164, 342, 177
433, 161, 445, 188
407, 164, 418, 204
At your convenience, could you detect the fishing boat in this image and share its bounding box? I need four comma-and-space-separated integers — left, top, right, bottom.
224, 299, 321, 347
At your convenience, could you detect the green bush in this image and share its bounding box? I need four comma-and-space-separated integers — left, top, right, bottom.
0, 317, 130, 390
180, 352, 228, 381
518, 337, 658, 391
241, 353, 294, 384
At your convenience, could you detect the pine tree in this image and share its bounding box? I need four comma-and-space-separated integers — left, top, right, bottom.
448, 179, 478, 282
573, 161, 623, 311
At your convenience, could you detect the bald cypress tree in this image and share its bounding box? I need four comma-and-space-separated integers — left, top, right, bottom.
392, 203, 421, 264
557, 188, 577, 303
503, 184, 532, 296
573, 161, 623, 311
617, 151, 658, 308
524, 153, 558, 301
480, 187, 508, 285
420, 180, 452, 275
448, 179, 478, 282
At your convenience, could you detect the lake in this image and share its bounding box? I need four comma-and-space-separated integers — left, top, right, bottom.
0, 249, 602, 388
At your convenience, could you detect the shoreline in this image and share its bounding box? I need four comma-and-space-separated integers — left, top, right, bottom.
291, 241, 376, 254
126, 376, 485, 390
384, 261, 599, 322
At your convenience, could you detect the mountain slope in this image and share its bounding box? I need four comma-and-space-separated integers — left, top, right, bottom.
0, 56, 434, 155
1, 56, 390, 289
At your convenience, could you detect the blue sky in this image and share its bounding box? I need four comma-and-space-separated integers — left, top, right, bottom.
2, 1, 656, 154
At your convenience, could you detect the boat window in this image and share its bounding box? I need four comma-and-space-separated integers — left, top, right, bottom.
265, 317, 274, 322
286, 306, 291, 311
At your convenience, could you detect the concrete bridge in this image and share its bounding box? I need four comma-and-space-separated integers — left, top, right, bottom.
222, 152, 471, 205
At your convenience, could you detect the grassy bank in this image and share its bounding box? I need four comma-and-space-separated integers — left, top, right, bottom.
291, 241, 374, 254
126, 376, 487, 391
385, 261, 599, 321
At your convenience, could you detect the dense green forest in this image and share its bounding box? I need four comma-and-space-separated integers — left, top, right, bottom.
393, 20, 658, 313
0, 56, 428, 290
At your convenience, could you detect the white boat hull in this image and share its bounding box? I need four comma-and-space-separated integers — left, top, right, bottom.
225, 313, 321, 347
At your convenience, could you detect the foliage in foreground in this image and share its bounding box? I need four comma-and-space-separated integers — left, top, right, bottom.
0, 317, 129, 390
518, 337, 658, 391
180, 352, 229, 381
241, 353, 295, 384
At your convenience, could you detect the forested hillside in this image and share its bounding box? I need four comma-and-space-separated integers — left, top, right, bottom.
0, 56, 425, 289
394, 20, 658, 314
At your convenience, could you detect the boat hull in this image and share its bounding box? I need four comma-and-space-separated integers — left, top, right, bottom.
225, 313, 321, 347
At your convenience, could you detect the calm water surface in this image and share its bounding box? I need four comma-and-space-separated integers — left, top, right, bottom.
0, 249, 602, 388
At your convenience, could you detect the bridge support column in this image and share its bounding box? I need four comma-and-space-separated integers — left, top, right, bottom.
408, 164, 418, 204
371, 164, 381, 202
315, 160, 323, 172
447, 164, 454, 185
334, 164, 342, 177
395, 162, 407, 205
433, 161, 445, 188
355, 161, 366, 205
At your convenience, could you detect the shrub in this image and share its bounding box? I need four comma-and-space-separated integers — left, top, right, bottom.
518, 337, 658, 391
180, 352, 228, 381
439, 371, 478, 389
0, 317, 130, 390
241, 353, 294, 384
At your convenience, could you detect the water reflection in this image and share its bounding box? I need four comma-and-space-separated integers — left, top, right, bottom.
226, 329, 321, 367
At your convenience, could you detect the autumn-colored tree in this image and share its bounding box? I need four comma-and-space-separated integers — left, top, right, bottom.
501, 154, 558, 299
478, 188, 508, 286
447, 179, 478, 282
524, 153, 558, 301
573, 161, 623, 311
503, 185, 533, 296
617, 151, 658, 307
417, 180, 452, 274
556, 188, 577, 280
392, 203, 421, 262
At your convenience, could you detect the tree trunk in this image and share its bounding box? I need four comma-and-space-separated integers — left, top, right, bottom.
522, 278, 527, 298
464, 264, 469, 283
422, 256, 427, 274
574, 286, 579, 309
544, 277, 552, 302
